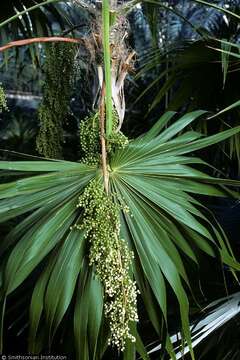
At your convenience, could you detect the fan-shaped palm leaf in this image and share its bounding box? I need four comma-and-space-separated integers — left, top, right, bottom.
0, 111, 240, 358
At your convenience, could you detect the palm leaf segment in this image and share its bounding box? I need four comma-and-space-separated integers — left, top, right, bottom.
0, 0, 66, 41
149, 291, 240, 359
0, 110, 239, 358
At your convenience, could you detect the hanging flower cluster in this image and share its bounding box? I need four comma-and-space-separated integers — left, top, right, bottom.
36, 42, 76, 159
79, 110, 128, 164
0, 85, 7, 113
75, 178, 138, 351
79, 112, 101, 165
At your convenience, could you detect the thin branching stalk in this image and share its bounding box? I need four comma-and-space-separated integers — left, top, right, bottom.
102, 0, 113, 137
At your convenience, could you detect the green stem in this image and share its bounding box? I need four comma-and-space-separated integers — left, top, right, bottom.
102, 0, 113, 137
0, 0, 61, 29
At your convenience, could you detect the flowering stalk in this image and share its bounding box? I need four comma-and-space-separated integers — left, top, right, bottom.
99, 83, 109, 193
0, 86, 7, 113
77, 1, 138, 351
76, 179, 138, 351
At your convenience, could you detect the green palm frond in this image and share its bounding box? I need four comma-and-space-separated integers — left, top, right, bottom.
136, 37, 240, 171
0, 0, 65, 41
192, 0, 240, 21
149, 291, 240, 359
0, 111, 240, 358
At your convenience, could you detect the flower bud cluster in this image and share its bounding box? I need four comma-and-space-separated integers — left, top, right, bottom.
0, 85, 7, 113
76, 179, 138, 351
108, 131, 129, 153
36, 42, 76, 159
79, 110, 128, 165
79, 112, 101, 165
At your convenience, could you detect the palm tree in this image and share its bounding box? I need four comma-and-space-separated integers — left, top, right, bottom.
0, 1, 239, 359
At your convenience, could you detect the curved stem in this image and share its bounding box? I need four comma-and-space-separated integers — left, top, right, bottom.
0, 37, 81, 53
0, 0, 61, 29
102, 0, 113, 137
